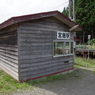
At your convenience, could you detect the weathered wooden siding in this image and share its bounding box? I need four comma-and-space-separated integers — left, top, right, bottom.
18, 18, 74, 81
0, 26, 19, 80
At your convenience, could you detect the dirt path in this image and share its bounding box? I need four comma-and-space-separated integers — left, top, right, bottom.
13, 67, 95, 95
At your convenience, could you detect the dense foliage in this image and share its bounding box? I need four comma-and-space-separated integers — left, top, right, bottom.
87, 38, 95, 45
62, 7, 68, 17
62, 0, 95, 43
76, 0, 95, 43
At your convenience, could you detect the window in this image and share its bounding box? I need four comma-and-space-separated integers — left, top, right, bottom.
54, 42, 64, 55
54, 41, 74, 56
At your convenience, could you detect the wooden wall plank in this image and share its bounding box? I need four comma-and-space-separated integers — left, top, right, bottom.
21, 66, 73, 80
0, 55, 18, 65
0, 26, 19, 81
0, 64, 19, 80
20, 58, 73, 68
19, 17, 74, 81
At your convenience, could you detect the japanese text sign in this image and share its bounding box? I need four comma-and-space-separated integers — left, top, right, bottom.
57, 31, 70, 39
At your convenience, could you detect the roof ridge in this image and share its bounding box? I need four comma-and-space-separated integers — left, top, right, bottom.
0, 10, 82, 31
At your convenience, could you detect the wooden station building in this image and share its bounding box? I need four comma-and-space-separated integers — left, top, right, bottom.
0, 11, 82, 82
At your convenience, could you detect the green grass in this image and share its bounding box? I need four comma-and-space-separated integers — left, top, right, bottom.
0, 57, 95, 95
0, 68, 80, 95
27, 71, 80, 85
0, 70, 33, 95
74, 57, 95, 68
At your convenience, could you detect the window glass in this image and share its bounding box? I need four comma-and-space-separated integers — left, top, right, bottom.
71, 42, 73, 53
65, 42, 70, 54
54, 41, 73, 56
54, 42, 63, 55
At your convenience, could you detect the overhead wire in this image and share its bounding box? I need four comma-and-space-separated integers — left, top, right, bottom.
52, 1, 68, 10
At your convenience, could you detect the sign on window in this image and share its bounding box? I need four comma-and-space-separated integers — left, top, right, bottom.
57, 31, 70, 39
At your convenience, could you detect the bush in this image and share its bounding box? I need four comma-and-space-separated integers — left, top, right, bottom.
87, 38, 95, 45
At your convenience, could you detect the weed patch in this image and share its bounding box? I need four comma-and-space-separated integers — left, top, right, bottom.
0, 70, 32, 95
74, 57, 95, 68
1, 57, 94, 95
0, 68, 80, 95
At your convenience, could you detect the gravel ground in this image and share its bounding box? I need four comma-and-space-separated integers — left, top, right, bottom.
13, 67, 95, 95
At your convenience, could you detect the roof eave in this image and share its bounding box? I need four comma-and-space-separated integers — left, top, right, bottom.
0, 11, 58, 30
0, 11, 82, 31
54, 13, 82, 31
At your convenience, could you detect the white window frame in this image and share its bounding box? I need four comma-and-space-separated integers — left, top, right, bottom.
53, 40, 74, 57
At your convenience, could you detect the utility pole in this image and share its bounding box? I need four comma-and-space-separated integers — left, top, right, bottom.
69, 0, 76, 57
69, 0, 71, 19
69, 0, 75, 21
73, 0, 75, 22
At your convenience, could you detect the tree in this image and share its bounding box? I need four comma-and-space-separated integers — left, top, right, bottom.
62, 0, 95, 43
62, 7, 68, 17
76, 0, 95, 43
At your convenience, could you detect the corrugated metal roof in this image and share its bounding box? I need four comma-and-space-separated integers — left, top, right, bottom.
0, 11, 82, 31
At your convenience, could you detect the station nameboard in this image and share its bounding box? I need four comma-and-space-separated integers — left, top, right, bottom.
57, 31, 70, 39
